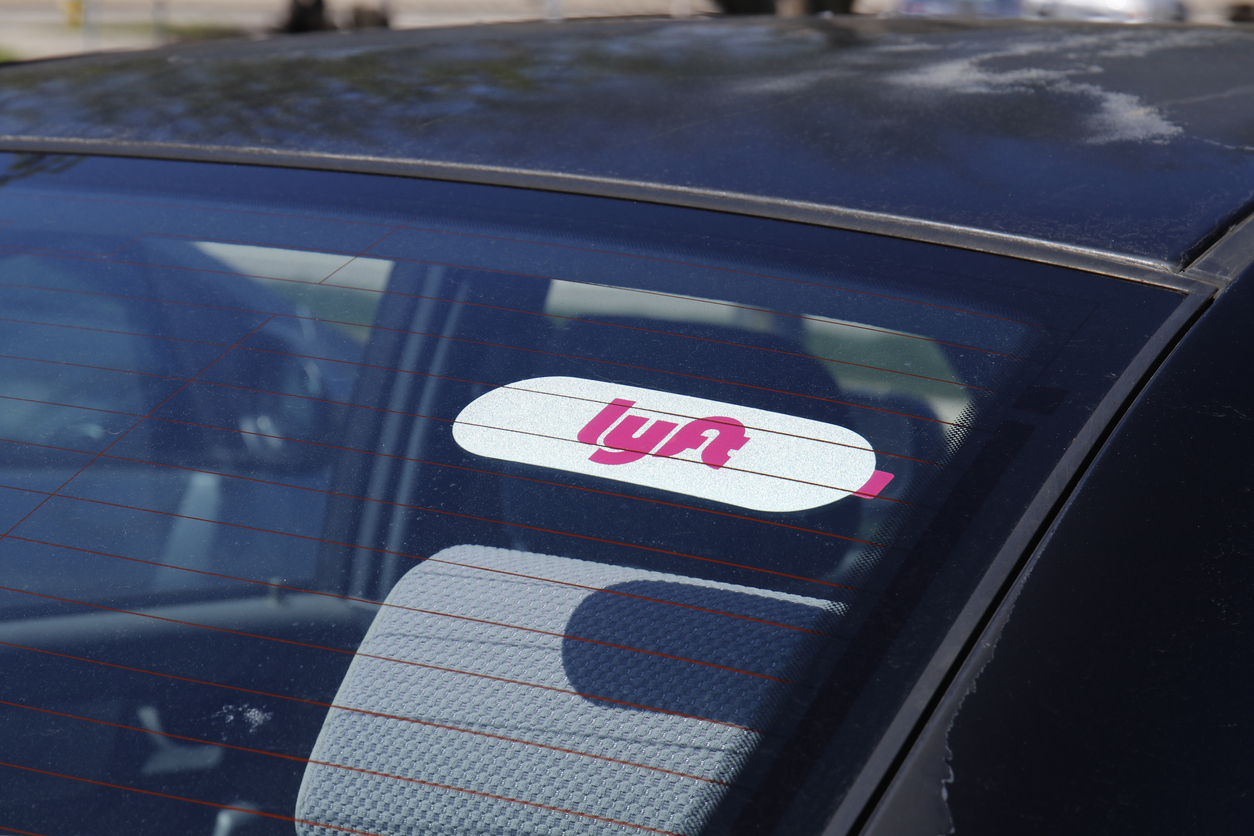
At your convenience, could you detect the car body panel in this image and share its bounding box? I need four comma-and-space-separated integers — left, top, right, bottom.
862, 256, 1254, 835
1, 19, 1254, 270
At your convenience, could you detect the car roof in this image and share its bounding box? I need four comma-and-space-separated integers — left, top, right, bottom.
1, 16, 1253, 276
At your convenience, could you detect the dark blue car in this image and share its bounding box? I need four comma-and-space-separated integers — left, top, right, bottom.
0, 15, 1252, 836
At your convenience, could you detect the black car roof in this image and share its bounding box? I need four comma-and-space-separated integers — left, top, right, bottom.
1, 16, 1253, 276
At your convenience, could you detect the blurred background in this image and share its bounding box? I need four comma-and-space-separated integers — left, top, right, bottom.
0, 1, 712, 61
0, 0, 1246, 64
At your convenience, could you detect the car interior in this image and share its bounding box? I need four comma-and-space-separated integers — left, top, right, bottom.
0, 155, 1184, 836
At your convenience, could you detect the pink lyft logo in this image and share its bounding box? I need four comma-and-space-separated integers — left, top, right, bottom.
576, 398, 750, 468
452, 377, 891, 512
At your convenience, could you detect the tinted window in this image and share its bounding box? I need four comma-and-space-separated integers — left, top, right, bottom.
0, 153, 1183, 836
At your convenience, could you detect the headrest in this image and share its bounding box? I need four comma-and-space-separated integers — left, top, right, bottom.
295, 545, 844, 836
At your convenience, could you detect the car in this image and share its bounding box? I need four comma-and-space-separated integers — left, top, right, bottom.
896, 0, 1187, 21
1019, 0, 1187, 22
896, 0, 1022, 18
0, 13, 1253, 836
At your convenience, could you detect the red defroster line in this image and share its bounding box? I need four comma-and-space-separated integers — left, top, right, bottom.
0, 696, 733, 791
439, 416, 911, 507
0, 258, 990, 427
249, 313, 983, 429
422, 556, 848, 635
0, 388, 929, 531
180, 410, 923, 515
324, 260, 1025, 358
0, 264, 983, 431
0, 315, 227, 347
0, 642, 737, 788
0, 760, 374, 836
0, 437, 849, 634
1, 298, 995, 395
136, 398, 920, 521
315, 215, 418, 285
0, 759, 685, 836
0, 409, 899, 567
0, 327, 961, 476
45, 485, 869, 591
349, 271, 1012, 388
0, 506, 831, 637
1, 189, 398, 229
0, 351, 185, 381
0, 223, 1039, 357
0, 374, 894, 580
1, 246, 995, 401
0, 293, 968, 463
390, 256, 1029, 357
0, 269, 1018, 410
0, 277, 293, 323
6, 533, 807, 682
0, 314, 277, 544
0, 584, 763, 733
197, 351, 955, 470
0, 288, 970, 432
0, 186, 1042, 332
0, 482, 51, 496
0, 394, 142, 420
162, 401, 925, 515
302, 261, 1008, 391
105, 231, 353, 260
393, 223, 1052, 330
39, 207, 1045, 333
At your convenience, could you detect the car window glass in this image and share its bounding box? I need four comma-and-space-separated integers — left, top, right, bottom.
0, 153, 1185, 836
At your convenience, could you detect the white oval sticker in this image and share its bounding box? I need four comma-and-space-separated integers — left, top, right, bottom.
452, 377, 892, 513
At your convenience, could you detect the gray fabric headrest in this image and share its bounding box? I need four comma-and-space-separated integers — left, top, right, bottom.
295, 545, 843, 836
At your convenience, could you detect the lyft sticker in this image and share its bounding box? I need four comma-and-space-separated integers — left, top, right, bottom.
452, 377, 892, 513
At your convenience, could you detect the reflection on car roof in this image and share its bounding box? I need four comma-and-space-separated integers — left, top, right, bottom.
1, 18, 1253, 266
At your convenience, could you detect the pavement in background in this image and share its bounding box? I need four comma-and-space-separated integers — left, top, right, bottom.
0, 0, 718, 60
0, 0, 1239, 62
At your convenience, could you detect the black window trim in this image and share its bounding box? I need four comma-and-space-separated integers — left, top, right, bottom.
824, 286, 1214, 836
0, 138, 1225, 295
1186, 208, 1254, 288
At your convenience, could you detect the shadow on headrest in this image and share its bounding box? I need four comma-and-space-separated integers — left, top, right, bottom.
562, 579, 834, 728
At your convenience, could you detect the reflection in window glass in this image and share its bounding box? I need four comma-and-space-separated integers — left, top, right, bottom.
0, 154, 1182, 836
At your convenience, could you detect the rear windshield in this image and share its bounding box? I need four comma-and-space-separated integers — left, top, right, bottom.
0, 153, 1183, 836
